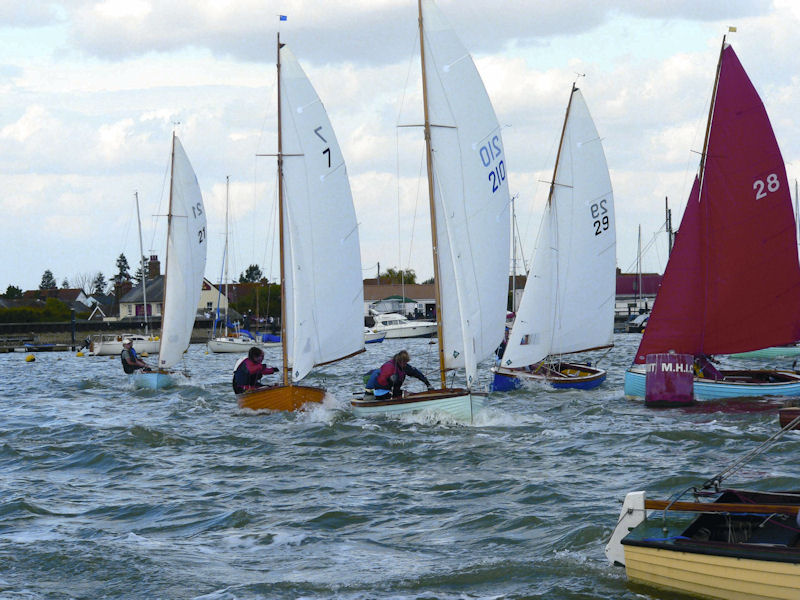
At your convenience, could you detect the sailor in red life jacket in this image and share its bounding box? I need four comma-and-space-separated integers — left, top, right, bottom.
365, 350, 433, 398
232, 346, 279, 394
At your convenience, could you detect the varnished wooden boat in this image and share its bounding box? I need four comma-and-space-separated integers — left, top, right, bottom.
237, 385, 325, 411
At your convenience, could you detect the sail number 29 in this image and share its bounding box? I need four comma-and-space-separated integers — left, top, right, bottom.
591, 199, 609, 236
753, 174, 780, 200
480, 135, 506, 194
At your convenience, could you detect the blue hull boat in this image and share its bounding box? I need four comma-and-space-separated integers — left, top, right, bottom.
624, 365, 800, 401
131, 371, 176, 390
492, 363, 606, 392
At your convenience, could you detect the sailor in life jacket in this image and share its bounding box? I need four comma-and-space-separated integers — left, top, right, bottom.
120, 338, 151, 374
364, 350, 433, 398
232, 346, 279, 394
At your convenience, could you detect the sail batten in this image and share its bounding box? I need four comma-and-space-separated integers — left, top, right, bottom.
634, 44, 800, 363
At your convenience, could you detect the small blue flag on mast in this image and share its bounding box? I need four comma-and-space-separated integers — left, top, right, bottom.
279, 15, 287, 21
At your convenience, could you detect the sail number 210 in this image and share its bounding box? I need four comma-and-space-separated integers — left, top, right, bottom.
591, 199, 609, 236
480, 135, 506, 194
753, 174, 780, 200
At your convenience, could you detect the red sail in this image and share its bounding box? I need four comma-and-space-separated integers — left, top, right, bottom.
635, 45, 800, 364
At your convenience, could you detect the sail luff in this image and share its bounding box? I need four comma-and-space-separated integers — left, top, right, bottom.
418, 0, 447, 389
276, 32, 289, 387
157, 134, 176, 361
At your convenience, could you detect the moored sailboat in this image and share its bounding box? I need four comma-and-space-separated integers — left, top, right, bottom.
132, 134, 208, 389
623, 37, 800, 401
492, 83, 615, 391
606, 412, 800, 599
351, 0, 510, 421
237, 34, 364, 411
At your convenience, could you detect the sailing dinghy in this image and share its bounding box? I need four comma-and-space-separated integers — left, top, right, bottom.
492, 84, 615, 391
132, 134, 208, 390
237, 34, 364, 411
351, 0, 510, 422
623, 38, 800, 401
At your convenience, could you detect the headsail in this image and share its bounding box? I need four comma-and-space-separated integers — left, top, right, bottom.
503, 87, 615, 368
421, 0, 510, 386
279, 45, 364, 382
159, 136, 208, 368
634, 44, 800, 363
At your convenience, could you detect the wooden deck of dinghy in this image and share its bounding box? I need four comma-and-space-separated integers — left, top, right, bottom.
237, 385, 325, 411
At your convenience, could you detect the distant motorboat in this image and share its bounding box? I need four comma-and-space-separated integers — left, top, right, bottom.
364, 328, 386, 344
370, 312, 437, 339
91, 333, 160, 356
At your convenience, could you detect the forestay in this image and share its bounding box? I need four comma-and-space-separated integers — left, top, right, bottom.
159, 136, 208, 369
279, 45, 364, 382
503, 88, 615, 367
421, 0, 510, 386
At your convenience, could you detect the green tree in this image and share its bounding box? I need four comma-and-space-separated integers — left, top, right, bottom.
381, 267, 417, 284
421, 277, 434, 284
114, 253, 131, 285
3, 285, 22, 299
239, 264, 264, 283
40, 269, 57, 290
61, 278, 70, 288
230, 282, 281, 320
92, 272, 107, 295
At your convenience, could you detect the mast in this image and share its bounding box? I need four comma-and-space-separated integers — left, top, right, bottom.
547, 83, 577, 207
698, 36, 727, 198
418, 0, 446, 388
511, 195, 517, 313
134, 191, 149, 335
277, 32, 289, 387
224, 176, 230, 337
637, 225, 642, 307
159, 132, 176, 363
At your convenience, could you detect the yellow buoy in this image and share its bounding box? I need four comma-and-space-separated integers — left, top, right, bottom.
25, 354, 35, 362
140, 352, 149, 357
76, 351, 84, 357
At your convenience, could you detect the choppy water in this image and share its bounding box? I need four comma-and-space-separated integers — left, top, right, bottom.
1, 334, 798, 599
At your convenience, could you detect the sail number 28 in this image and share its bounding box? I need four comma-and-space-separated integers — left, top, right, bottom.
591, 199, 610, 236
480, 135, 506, 194
753, 174, 780, 200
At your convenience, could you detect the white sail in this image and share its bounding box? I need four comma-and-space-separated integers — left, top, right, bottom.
421, 0, 510, 386
279, 45, 364, 381
158, 136, 208, 368
502, 88, 615, 367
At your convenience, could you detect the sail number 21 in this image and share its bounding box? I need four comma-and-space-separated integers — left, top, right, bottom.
753, 174, 780, 200
480, 135, 506, 194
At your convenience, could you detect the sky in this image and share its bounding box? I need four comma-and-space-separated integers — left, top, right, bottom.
1, 0, 799, 293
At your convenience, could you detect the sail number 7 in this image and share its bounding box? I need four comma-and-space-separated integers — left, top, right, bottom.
753, 174, 780, 200
480, 135, 506, 194
591, 199, 610, 236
